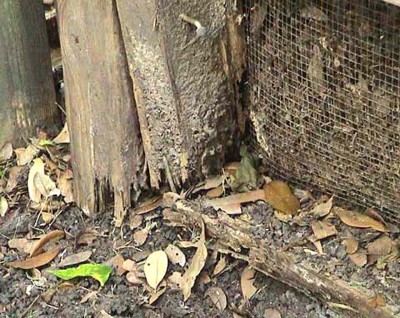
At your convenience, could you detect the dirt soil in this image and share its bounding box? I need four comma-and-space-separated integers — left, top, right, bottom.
0, 204, 341, 318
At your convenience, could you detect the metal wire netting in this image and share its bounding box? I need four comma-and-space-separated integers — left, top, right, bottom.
244, 0, 400, 225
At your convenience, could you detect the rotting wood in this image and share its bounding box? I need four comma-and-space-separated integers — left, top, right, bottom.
57, 0, 146, 224
163, 200, 395, 318
0, 0, 58, 149
116, 0, 235, 189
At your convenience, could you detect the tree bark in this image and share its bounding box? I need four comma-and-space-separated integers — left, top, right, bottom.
0, 0, 57, 149
57, 0, 146, 225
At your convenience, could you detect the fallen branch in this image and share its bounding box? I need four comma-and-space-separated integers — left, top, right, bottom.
163, 200, 395, 318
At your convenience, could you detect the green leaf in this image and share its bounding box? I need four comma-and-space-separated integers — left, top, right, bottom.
48, 263, 112, 287
39, 139, 55, 147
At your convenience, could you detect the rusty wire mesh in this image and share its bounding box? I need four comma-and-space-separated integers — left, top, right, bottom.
244, 0, 400, 225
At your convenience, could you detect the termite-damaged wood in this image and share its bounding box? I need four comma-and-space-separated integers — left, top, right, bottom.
163, 200, 395, 318
0, 0, 58, 149
116, 0, 235, 189
57, 0, 146, 224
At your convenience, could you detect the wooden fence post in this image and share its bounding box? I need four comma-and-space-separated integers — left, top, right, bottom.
0, 0, 58, 148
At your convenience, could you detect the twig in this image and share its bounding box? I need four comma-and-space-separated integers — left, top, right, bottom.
20, 295, 40, 318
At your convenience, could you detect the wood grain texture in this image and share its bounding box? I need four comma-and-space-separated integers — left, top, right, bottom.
117, 0, 235, 189
0, 0, 57, 148
57, 0, 145, 224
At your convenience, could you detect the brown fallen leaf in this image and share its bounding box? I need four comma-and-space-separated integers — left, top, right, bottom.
335, 208, 387, 232
148, 280, 167, 305
33, 172, 59, 198
58, 169, 74, 203
5, 166, 25, 192
129, 214, 143, 230
8, 238, 37, 254
53, 123, 70, 144
108, 254, 126, 276
28, 158, 45, 203
58, 251, 92, 267
311, 220, 337, 240
342, 239, 359, 255
0, 142, 13, 162
132, 196, 162, 215
0, 196, 8, 217
41, 212, 54, 224
6, 247, 60, 269
367, 236, 393, 256
133, 228, 149, 246
348, 252, 367, 267
241, 266, 257, 300
213, 256, 227, 276
167, 271, 183, 290
193, 176, 224, 194
126, 270, 144, 285
181, 219, 208, 301
122, 259, 136, 272
367, 294, 385, 308
308, 235, 324, 254
77, 228, 100, 245
80, 290, 98, 304
208, 189, 265, 214
30, 230, 64, 257
165, 244, 186, 267
15, 145, 39, 166
264, 181, 300, 215
205, 287, 227, 311
264, 308, 282, 318
311, 196, 333, 218
144, 250, 168, 290
206, 186, 224, 198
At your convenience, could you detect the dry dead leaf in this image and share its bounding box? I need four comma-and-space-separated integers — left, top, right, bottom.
77, 228, 100, 245
133, 228, 149, 246
311, 220, 337, 240
80, 290, 98, 304
213, 256, 227, 276
126, 270, 144, 285
308, 235, 324, 254
367, 236, 393, 256
97, 310, 114, 318
181, 221, 208, 301
193, 176, 224, 193
129, 214, 143, 230
367, 294, 385, 308
33, 172, 59, 198
274, 210, 292, 223
6, 247, 60, 269
264, 308, 282, 318
0, 142, 13, 162
348, 252, 367, 267
241, 266, 257, 300
335, 208, 387, 232
165, 244, 186, 267
311, 196, 333, 218
205, 287, 227, 311
41, 212, 54, 224
206, 186, 224, 198
122, 259, 136, 272
108, 254, 126, 276
15, 145, 40, 166
208, 189, 265, 214
0, 196, 8, 217
144, 250, 168, 290
167, 271, 183, 290
149, 280, 167, 304
264, 181, 300, 215
28, 158, 45, 203
132, 196, 162, 215
30, 230, 64, 257
8, 238, 36, 254
58, 169, 74, 203
58, 251, 92, 267
342, 239, 359, 255
53, 123, 70, 144
5, 166, 25, 192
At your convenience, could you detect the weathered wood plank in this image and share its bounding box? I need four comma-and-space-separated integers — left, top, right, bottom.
116, 0, 235, 189
57, 0, 146, 224
0, 0, 57, 148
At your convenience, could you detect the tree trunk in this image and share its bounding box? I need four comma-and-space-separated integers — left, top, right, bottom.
0, 0, 57, 149
58, 0, 239, 224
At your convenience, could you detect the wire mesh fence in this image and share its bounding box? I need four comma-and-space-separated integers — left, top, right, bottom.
244, 0, 400, 225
